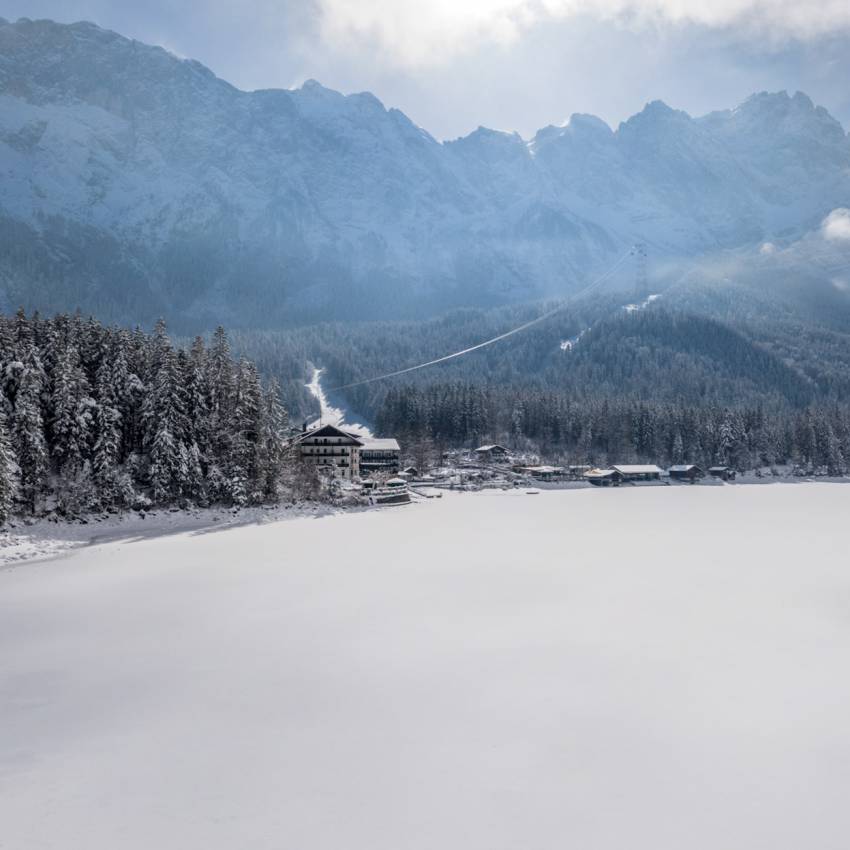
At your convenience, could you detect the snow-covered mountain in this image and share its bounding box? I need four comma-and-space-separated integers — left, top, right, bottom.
2, 17, 849, 329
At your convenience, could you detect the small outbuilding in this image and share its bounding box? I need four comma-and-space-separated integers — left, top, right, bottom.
709, 466, 736, 481
516, 465, 564, 481
584, 468, 623, 487
474, 444, 510, 463
668, 464, 704, 483
612, 464, 663, 483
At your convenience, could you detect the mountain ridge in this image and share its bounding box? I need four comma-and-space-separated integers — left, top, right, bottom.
1, 17, 849, 330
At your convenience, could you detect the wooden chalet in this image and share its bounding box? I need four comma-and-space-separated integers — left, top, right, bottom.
584, 468, 623, 487
709, 466, 736, 481
474, 444, 510, 463
668, 464, 704, 482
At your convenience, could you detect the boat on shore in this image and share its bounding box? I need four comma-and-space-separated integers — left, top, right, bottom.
362, 477, 411, 506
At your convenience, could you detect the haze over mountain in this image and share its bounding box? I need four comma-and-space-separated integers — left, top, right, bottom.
2, 16, 850, 330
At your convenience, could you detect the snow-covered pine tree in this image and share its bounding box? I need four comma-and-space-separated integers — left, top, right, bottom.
186, 336, 212, 457
227, 359, 264, 505
144, 329, 190, 504
671, 431, 685, 464
50, 346, 93, 475
110, 330, 143, 462
12, 350, 48, 514
92, 352, 123, 507
0, 412, 17, 523
259, 376, 288, 501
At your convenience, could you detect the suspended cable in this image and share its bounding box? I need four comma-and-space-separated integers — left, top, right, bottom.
328, 248, 634, 392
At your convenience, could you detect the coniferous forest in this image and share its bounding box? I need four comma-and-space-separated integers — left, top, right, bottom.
4, 288, 850, 526
374, 383, 850, 475
0, 310, 293, 523
229, 291, 850, 478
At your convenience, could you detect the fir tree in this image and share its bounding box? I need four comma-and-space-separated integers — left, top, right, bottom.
12, 353, 48, 514
0, 412, 17, 523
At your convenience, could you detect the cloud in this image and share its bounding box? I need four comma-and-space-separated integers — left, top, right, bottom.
316, 0, 850, 68
822, 208, 850, 242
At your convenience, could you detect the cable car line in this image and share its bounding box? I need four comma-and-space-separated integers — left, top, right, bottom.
328, 247, 634, 392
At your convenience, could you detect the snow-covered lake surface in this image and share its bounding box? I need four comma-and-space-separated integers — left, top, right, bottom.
3, 484, 850, 849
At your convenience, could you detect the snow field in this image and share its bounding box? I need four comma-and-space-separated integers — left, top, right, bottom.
2, 484, 850, 849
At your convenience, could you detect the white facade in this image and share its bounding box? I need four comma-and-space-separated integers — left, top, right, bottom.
296, 424, 363, 480
359, 437, 401, 475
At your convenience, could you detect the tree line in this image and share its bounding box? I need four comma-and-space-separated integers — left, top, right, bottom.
0, 311, 297, 523
375, 382, 850, 475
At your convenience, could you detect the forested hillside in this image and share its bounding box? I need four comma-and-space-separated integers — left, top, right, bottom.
224, 289, 850, 473
0, 311, 293, 521
234, 286, 850, 419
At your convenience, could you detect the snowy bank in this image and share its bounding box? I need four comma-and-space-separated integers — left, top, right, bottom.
0, 502, 346, 569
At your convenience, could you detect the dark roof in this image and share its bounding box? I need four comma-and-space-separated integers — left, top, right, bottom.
294, 423, 364, 445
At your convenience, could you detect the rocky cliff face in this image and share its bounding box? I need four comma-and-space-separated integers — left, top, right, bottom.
1, 17, 848, 329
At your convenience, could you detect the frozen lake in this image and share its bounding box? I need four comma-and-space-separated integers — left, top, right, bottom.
2, 484, 850, 849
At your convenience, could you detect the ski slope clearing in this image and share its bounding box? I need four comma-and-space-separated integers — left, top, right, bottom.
306, 367, 372, 436
2, 484, 850, 849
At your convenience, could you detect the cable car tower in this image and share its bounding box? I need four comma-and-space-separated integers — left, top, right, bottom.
633, 242, 648, 299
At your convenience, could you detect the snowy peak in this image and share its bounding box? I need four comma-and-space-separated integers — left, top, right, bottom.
529, 114, 613, 156
705, 90, 847, 143
699, 89, 850, 184
448, 126, 529, 161
622, 99, 684, 125
617, 101, 698, 148
0, 17, 236, 125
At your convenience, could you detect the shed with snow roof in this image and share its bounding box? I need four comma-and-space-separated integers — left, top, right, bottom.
612, 464, 663, 482
584, 468, 623, 487
668, 464, 703, 482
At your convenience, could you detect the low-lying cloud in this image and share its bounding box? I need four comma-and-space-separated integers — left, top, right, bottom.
317, 0, 850, 68
822, 208, 850, 242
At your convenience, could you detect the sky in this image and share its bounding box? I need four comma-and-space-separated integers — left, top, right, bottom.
1, 0, 849, 140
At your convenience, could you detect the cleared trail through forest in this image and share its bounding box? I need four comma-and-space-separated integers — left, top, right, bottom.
305, 367, 373, 436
